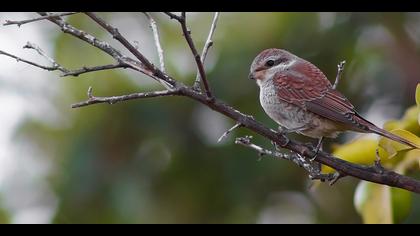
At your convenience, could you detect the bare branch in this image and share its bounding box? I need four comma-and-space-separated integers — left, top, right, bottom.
163, 12, 183, 22
4, 12, 78, 27
35, 12, 169, 85
333, 60, 346, 89
175, 12, 213, 98
235, 136, 338, 182
193, 12, 220, 90
143, 12, 166, 73
83, 12, 174, 88
23, 41, 69, 73
61, 64, 128, 77
71, 88, 180, 108
0, 49, 60, 71
36, 13, 129, 64
217, 122, 242, 143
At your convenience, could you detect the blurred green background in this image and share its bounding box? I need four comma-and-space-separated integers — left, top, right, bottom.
1, 12, 420, 223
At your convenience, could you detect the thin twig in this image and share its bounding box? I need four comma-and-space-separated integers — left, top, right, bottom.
328, 172, 346, 185
0, 49, 59, 71
217, 122, 242, 143
333, 60, 346, 89
177, 12, 213, 99
143, 12, 166, 73
36, 12, 162, 81
83, 12, 174, 88
61, 64, 128, 77
71, 89, 180, 108
4, 12, 78, 27
163, 12, 183, 22
235, 136, 336, 182
193, 12, 220, 91
23, 41, 69, 73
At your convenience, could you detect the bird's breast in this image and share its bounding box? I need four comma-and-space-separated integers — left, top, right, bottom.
259, 81, 304, 128
259, 81, 343, 138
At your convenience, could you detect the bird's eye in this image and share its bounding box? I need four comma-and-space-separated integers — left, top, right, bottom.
265, 60, 275, 67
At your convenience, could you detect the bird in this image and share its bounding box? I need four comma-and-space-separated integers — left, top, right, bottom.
248, 48, 419, 150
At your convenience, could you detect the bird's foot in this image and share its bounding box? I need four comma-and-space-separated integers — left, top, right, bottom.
374, 148, 385, 174
278, 125, 307, 135
309, 137, 324, 161
275, 125, 307, 147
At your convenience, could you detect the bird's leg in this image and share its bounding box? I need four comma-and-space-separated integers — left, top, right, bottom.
278, 125, 308, 134
274, 125, 307, 148
310, 137, 324, 161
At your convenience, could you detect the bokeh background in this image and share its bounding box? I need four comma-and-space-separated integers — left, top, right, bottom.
0, 12, 419, 223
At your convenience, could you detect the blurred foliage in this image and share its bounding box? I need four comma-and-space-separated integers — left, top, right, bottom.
332, 84, 420, 223
3, 12, 420, 223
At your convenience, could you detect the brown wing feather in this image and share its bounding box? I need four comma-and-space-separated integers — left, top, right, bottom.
273, 62, 372, 132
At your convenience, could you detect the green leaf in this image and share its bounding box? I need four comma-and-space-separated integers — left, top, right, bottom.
395, 149, 420, 174
391, 188, 412, 224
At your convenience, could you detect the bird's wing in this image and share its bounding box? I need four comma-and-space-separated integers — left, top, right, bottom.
273, 64, 371, 132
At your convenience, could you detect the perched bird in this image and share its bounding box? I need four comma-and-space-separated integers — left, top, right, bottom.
249, 48, 419, 149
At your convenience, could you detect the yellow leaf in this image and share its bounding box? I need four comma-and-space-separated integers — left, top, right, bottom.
323, 138, 387, 174
379, 129, 420, 159
417, 84, 420, 125
384, 106, 420, 136
354, 181, 392, 224
395, 149, 420, 174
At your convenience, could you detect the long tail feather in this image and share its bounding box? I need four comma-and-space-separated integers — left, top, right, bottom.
369, 126, 420, 149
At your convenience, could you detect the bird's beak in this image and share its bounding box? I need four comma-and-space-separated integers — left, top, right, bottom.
248, 72, 255, 80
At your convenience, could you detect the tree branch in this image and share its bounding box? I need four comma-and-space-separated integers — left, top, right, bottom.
71, 88, 180, 108
3, 12, 78, 27
163, 12, 183, 22
235, 136, 338, 183
36, 12, 173, 88
169, 12, 213, 99
83, 12, 175, 88
143, 12, 166, 73
179, 87, 420, 193
193, 12, 220, 91
61, 64, 128, 77
23, 41, 69, 73
217, 122, 242, 143
0, 49, 60, 71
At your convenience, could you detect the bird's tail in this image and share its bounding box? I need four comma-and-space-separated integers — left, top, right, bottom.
369, 125, 420, 149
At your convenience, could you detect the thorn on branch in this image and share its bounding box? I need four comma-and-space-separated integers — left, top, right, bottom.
329, 172, 346, 185
217, 122, 243, 143
87, 86, 94, 99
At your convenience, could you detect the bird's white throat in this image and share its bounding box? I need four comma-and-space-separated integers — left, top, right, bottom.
256, 59, 296, 87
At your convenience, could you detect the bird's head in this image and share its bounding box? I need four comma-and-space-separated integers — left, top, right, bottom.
249, 48, 297, 86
